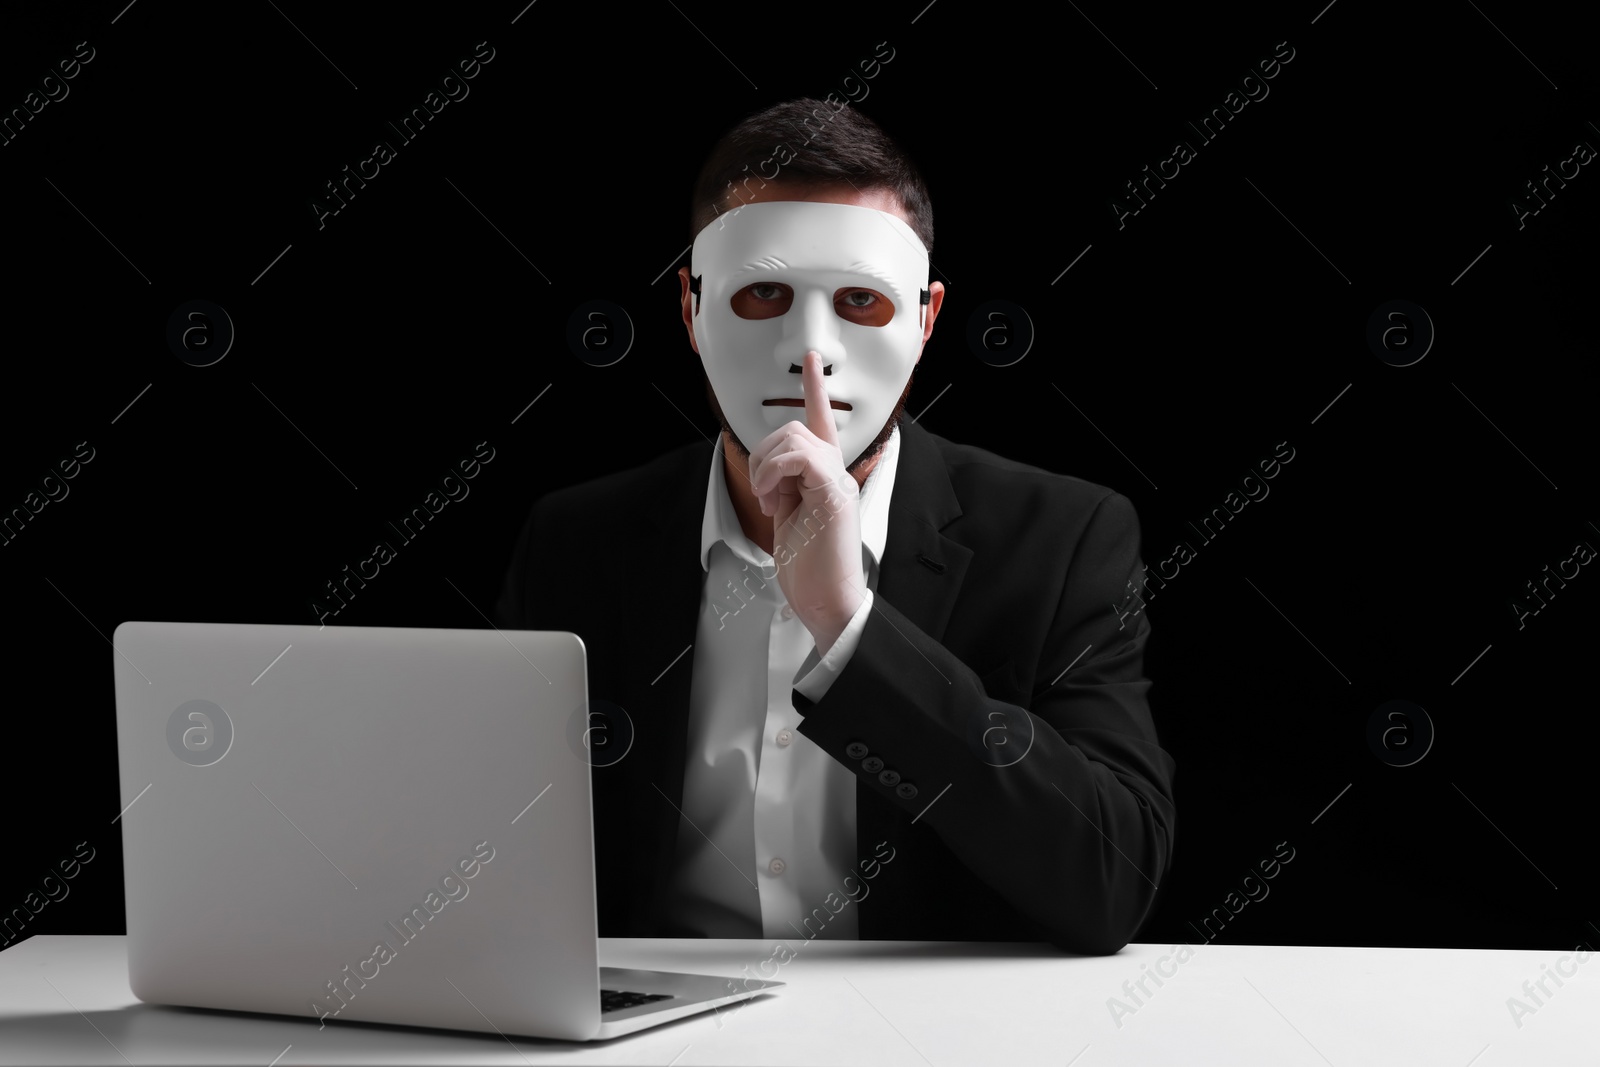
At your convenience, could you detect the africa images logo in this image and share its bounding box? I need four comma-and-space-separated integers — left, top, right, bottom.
165, 700, 233, 767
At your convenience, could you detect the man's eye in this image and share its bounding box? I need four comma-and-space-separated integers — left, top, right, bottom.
730, 282, 793, 320
833, 288, 893, 327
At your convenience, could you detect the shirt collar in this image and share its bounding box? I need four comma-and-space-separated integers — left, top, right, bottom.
699, 425, 901, 573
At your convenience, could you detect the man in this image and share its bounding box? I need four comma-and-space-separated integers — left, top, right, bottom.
494, 99, 1176, 955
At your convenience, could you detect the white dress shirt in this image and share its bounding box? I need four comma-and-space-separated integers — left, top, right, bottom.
663, 426, 901, 939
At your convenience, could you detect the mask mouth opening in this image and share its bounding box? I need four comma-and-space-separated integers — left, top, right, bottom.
763, 396, 853, 411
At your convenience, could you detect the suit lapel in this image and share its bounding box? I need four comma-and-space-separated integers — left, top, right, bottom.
876, 420, 973, 642
856, 420, 973, 940
637, 433, 714, 806
598, 435, 711, 935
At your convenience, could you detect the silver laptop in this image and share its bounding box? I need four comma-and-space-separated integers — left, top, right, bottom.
111, 621, 781, 1041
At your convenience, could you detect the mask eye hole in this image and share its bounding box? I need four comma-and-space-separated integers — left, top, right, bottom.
730, 282, 793, 319
834, 288, 894, 327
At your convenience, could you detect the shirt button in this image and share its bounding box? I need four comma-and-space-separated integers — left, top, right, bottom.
776, 729, 793, 747
878, 769, 901, 787
845, 742, 869, 759
862, 756, 884, 774
768, 857, 786, 875
896, 782, 918, 800
780, 604, 795, 620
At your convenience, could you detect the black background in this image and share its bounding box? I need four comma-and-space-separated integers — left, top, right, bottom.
2, 0, 1595, 952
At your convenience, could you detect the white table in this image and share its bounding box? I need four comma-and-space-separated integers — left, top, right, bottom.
2, 935, 1594, 1064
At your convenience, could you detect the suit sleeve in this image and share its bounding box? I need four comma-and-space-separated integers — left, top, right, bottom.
791, 491, 1176, 955
793, 588, 875, 702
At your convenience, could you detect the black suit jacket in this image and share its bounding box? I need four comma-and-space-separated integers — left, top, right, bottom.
493, 419, 1177, 954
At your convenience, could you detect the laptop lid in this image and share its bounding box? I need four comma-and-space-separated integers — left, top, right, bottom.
112, 621, 605, 1041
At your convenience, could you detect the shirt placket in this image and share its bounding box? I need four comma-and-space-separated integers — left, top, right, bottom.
754, 587, 811, 936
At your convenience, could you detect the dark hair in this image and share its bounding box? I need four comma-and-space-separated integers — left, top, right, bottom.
689, 98, 934, 253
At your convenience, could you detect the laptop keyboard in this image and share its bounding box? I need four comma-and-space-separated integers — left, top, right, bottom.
600, 988, 675, 1013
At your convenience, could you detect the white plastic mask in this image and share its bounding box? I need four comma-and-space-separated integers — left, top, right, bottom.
689, 200, 930, 467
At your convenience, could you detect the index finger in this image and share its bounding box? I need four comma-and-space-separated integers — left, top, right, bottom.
801, 350, 839, 448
